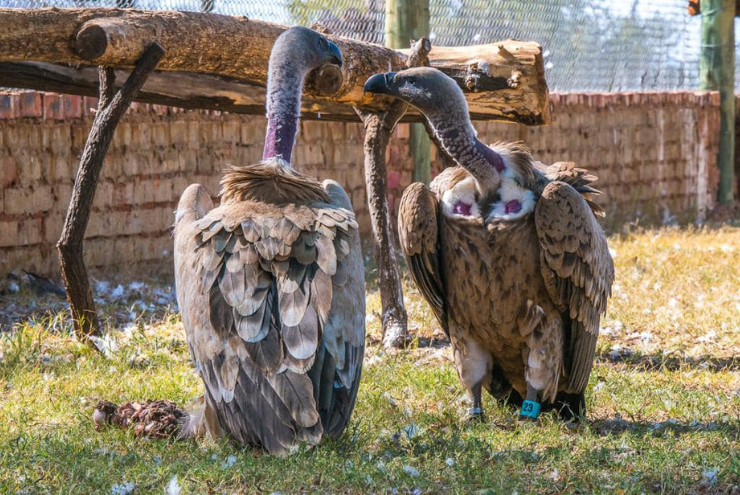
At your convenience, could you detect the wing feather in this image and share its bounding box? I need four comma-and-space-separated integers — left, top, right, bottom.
398, 182, 447, 333
534, 181, 614, 393
175, 175, 364, 455
317, 180, 365, 438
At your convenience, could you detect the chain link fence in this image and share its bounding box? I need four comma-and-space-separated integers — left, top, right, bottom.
0, 0, 725, 92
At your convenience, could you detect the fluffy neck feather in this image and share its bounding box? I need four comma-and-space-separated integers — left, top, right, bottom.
263, 58, 306, 163
425, 101, 507, 190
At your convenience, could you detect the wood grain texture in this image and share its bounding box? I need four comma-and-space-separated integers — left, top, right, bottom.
0, 8, 550, 124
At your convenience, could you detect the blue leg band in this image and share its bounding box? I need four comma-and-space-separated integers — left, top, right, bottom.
520, 400, 541, 419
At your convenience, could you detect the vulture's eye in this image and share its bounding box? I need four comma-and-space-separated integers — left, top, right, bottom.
408, 77, 417, 85
318, 37, 327, 49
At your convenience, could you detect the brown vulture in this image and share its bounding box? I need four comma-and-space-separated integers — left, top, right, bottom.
173, 27, 365, 454
364, 67, 614, 421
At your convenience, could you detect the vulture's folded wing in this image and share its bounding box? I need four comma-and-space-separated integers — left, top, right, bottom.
174, 182, 362, 454
398, 182, 447, 333
534, 181, 614, 394
317, 179, 365, 437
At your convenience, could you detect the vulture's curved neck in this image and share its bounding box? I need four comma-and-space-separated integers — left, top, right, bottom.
263, 59, 306, 164
427, 108, 506, 188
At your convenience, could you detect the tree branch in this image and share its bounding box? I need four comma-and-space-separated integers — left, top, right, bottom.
57, 43, 165, 343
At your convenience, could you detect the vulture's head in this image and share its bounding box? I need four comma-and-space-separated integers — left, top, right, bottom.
363, 67, 467, 118
272, 26, 343, 72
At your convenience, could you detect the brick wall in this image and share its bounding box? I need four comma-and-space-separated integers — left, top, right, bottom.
0, 91, 721, 277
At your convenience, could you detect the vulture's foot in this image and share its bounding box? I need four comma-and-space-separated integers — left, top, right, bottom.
464, 407, 486, 424
93, 399, 186, 439
518, 385, 542, 422
500, 389, 524, 409
517, 410, 540, 423
551, 392, 586, 422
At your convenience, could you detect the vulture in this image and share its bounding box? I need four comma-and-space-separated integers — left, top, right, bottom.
364, 68, 614, 421
173, 27, 365, 454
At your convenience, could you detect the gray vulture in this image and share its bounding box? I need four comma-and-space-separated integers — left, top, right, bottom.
364, 68, 613, 421
173, 27, 365, 454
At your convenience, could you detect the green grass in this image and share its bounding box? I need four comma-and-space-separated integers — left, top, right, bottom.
2, 227, 740, 493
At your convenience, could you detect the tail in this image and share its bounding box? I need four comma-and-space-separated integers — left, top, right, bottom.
177, 395, 224, 441
543, 162, 605, 217
174, 184, 214, 234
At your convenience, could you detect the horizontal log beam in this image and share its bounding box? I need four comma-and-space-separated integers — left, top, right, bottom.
0, 61, 360, 121
0, 8, 550, 124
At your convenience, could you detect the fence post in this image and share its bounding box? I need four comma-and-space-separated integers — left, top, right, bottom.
700, 0, 735, 205
386, 0, 431, 185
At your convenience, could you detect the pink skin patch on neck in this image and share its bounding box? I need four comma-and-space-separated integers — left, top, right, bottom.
453, 201, 473, 216
505, 200, 522, 214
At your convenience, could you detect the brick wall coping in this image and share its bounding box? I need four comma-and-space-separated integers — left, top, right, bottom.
0, 90, 724, 122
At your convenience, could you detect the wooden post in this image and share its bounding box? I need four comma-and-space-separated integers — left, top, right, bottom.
57, 43, 164, 343
356, 102, 410, 348
356, 38, 432, 348
700, 0, 735, 205
386, 0, 431, 184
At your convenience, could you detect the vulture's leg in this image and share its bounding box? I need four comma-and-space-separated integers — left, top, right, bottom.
550, 391, 586, 422
466, 382, 485, 423
519, 383, 542, 422
452, 336, 492, 422
520, 306, 564, 421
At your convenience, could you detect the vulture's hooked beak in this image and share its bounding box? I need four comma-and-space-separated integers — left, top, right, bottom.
364, 72, 396, 96
327, 40, 343, 68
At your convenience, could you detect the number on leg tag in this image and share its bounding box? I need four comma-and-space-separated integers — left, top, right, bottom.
520, 400, 541, 419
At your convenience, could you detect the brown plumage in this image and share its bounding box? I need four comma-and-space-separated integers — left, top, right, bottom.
174, 27, 364, 454
366, 68, 614, 420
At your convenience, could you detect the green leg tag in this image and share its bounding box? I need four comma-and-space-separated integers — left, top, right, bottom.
520, 400, 541, 419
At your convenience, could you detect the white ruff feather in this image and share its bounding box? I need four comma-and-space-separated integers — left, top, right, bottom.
486, 151, 535, 221
441, 176, 480, 218
487, 177, 535, 221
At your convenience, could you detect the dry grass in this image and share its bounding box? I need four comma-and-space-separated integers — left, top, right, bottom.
2, 226, 740, 493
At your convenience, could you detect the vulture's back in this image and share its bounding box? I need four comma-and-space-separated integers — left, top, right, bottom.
174, 162, 365, 454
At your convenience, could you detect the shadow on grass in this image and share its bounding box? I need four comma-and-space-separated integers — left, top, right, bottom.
589, 417, 740, 438
596, 350, 740, 372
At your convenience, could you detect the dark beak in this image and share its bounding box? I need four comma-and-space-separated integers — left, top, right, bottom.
327, 40, 343, 68
364, 72, 396, 95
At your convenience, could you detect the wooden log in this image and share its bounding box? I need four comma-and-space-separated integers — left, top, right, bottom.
0, 62, 357, 121
57, 44, 164, 342
0, 8, 550, 124
355, 38, 431, 349
357, 101, 410, 349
